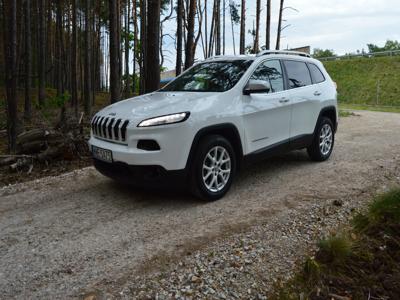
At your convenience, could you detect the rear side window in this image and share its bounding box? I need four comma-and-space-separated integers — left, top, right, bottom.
308, 63, 325, 84
283, 60, 312, 89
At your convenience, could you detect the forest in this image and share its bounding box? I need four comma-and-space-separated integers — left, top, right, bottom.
1, 0, 287, 155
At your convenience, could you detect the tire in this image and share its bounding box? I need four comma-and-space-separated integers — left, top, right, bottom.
307, 117, 335, 161
190, 135, 236, 201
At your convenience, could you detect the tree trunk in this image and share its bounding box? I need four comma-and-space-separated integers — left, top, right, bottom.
184, 0, 196, 69
204, 0, 208, 57
38, 0, 46, 105
139, 0, 146, 94
24, 0, 32, 121
229, 4, 236, 55
124, 0, 130, 98
265, 0, 271, 50
46, 0, 53, 86
55, 0, 63, 96
208, 0, 216, 57
239, 0, 245, 54
222, 0, 225, 55
117, 0, 122, 89
133, 0, 138, 94
109, 0, 121, 102
175, 0, 183, 75
95, 0, 102, 92
3, 0, 18, 152
84, 0, 92, 113
215, 0, 221, 55
276, 0, 284, 50
91, 1, 96, 105
144, 0, 160, 93
71, 0, 78, 116
254, 0, 260, 53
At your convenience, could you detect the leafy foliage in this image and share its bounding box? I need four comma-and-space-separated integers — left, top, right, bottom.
312, 48, 335, 58
367, 39, 400, 53
229, 1, 240, 24
36, 92, 71, 109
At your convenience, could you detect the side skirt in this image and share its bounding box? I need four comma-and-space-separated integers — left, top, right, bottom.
242, 134, 314, 166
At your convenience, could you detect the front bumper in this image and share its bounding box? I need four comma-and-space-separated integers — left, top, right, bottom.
88, 119, 194, 171
93, 158, 187, 188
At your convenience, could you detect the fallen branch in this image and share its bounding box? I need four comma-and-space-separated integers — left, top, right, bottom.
17, 129, 50, 145
0, 155, 34, 158
0, 156, 17, 167
10, 157, 34, 171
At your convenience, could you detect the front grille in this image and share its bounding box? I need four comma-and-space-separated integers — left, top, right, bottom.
91, 116, 130, 143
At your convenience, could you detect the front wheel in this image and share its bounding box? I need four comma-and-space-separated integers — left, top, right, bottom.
307, 117, 335, 161
190, 135, 236, 201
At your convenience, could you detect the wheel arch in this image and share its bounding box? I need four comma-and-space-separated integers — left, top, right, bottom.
315, 106, 338, 134
186, 123, 244, 170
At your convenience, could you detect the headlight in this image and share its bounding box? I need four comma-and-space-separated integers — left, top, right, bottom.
137, 112, 190, 127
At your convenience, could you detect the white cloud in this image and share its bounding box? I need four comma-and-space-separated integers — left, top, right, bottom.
161, 0, 400, 69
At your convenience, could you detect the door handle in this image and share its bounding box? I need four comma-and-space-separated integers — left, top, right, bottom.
279, 98, 289, 103
314, 91, 322, 96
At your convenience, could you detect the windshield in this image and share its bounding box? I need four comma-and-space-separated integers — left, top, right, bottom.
160, 60, 253, 92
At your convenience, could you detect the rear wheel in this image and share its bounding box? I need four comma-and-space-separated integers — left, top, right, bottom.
190, 135, 236, 201
307, 117, 335, 161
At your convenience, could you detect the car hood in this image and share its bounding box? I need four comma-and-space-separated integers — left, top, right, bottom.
95, 91, 218, 122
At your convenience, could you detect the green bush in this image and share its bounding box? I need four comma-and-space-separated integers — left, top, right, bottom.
354, 188, 400, 232
317, 235, 353, 264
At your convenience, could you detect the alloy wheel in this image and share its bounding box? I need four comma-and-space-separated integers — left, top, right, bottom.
202, 146, 231, 193
319, 123, 333, 156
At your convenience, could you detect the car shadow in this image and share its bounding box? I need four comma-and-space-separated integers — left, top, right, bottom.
94, 149, 314, 207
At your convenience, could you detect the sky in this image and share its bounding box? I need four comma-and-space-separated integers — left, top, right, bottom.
160, 0, 400, 70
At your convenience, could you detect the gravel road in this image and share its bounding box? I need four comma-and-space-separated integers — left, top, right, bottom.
1, 111, 400, 299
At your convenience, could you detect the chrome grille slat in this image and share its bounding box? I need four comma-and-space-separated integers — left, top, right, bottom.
121, 120, 129, 141
91, 115, 129, 144
114, 119, 122, 140
95, 117, 100, 136
91, 116, 97, 134
97, 117, 104, 137
108, 118, 115, 139
93, 116, 99, 135
102, 118, 109, 138
103, 118, 111, 139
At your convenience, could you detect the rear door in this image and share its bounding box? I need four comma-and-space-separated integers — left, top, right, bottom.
241, 59, 291, 153
283, 60, 320, 139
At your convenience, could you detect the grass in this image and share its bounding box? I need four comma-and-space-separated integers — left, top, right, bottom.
324, 56, 400, 107
338, 110, 353, 117
339, 103, 400, 113
270, 188, 400, 300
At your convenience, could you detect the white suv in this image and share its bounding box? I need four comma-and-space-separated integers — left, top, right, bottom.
89, 50, 338, 200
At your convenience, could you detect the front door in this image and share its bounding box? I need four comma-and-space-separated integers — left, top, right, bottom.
241, 59, 291, 154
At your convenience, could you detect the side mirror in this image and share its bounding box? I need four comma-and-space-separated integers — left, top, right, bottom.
243, 79, 271, 95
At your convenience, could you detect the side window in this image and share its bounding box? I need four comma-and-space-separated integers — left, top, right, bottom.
283, 60, 312, 89
308, 63, 325, 84
250, 60, 284, 93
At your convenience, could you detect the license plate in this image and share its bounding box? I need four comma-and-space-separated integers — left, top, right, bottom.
92, 146, 113, 163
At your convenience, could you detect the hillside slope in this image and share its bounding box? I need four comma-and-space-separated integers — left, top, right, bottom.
323, 56, 400, 106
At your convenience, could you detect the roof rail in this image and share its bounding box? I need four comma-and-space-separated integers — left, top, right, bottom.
204, 55, 225, 61
204, 54, 255, 61
256, 50, 311, 58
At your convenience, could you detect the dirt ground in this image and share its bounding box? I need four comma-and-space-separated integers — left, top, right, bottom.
0, 111, 399, 299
